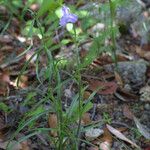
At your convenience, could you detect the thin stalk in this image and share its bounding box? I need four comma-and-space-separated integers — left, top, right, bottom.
36, 16, 63, 149
73, 26, 82, 140
109, 0, 118, 72
56, 68, 63, 150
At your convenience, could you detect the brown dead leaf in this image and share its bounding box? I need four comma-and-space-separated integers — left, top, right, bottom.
95, 128, 112, 150
80, 48, 88, 58
135, 45, 150, 60
21, 141, 30, 150
83, 91, 91, 100
0, 71, 10, 96
1, 46, 13, 51
114, 71, 124, 88
101, 128, 113, 143
88, 80, 118, 95
115, 88, 138, 101
81, 113, 91, 125
123, 105, 134, 120
48, 113, 58, 137
0, 35, 12, 44
106, 124, 140, 149
117, 127, 128, 132
1, 71, 10, 83
91, 53, 128, 67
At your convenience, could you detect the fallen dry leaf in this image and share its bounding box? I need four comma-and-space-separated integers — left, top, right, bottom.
101, 128, 113, 143
1, 71, 10, 83
123, 105, 134, 120
134, 117, 150, 140
106, 124, 140, 149
0, 35, 12, 44
0, 71, 10, 96
115, 88, 138, 101
135, 45, 150, 61
99, 127, 113, 150
21, 141, 30, 150
114, 71, 124, 88
88, 80, 118, 95
83, 91, 91, 100
92, 53, 128, 67
48, 113, 58, 137
81, 113, 91, 125
1, 46, 13, 51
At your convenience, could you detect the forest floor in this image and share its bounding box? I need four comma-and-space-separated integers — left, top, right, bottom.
0, 1, 150, 150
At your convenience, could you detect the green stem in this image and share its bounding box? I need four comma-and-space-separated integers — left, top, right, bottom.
36, 16, 63, 150
109, 0, 118, 72
73, 26, 82, 140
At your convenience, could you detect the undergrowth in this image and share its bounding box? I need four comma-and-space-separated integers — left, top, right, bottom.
0, 0, 136, 150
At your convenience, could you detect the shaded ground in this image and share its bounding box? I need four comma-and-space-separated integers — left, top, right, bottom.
0, 1, 150, 150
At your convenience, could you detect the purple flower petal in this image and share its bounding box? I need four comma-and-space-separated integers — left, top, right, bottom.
59, 17, 68, 26
59, 6, 78, 27
67, 14, 78, 23
62, 6, 70, 15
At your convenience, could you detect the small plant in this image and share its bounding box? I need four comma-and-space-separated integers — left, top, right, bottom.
102, 112, 112, 124
3, 0, 129, 149
131, 127, 142, 140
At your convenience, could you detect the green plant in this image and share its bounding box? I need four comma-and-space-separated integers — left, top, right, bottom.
1, 0, 130, 149
131, 127, 142, 140
102, 112, 112, 124
0, 102, 11, 113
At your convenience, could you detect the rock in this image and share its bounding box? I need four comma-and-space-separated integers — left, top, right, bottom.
88, 23, 105, 37
144, 103, 150, 110
104, 59, 147, 90
85, 128, 104, 141
140, 86, 150, 102
64, 89, 72, 98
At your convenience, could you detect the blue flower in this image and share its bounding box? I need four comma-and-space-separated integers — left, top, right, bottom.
59, 6, 78, 27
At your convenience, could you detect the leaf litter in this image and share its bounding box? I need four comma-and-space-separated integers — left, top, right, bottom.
0, 0, 150, 150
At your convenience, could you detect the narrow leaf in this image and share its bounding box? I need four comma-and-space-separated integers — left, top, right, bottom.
134, 117, 150, 140
106, 124, 140, 149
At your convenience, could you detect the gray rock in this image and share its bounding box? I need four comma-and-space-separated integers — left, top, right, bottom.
85, 128, 104, 141
104, 59, 147, 90
144, 103, 150, 110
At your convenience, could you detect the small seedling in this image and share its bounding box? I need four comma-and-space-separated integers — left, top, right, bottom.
102, 112, 112, 124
